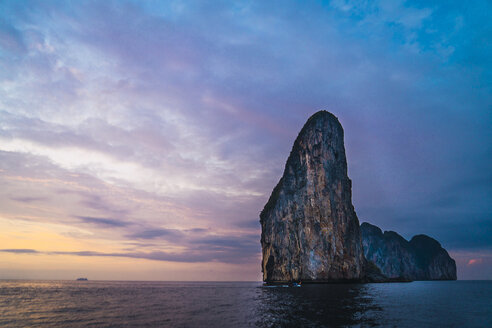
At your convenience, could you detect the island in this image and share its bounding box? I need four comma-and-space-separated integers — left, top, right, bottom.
260, 110, 456, 283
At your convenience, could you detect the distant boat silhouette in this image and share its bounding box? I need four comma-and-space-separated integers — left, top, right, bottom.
76, 278, 88, 281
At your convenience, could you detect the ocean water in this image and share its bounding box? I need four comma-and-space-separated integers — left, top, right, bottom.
0, 280, 490, 327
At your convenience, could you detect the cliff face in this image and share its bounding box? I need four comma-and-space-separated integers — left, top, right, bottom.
361, 222, 457, 280
409, 235, 457, 280
260, 111, 365, 283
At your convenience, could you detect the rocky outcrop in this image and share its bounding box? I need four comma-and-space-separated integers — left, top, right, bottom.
260, 111, 365, 283
361, 222, 457, 280
409, 234, 457, 280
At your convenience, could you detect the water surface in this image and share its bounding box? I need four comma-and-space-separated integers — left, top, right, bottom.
0, 280, 490, 327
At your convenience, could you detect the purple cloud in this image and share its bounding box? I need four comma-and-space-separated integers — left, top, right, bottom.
0, 249, 39, 254
127, 228, 184, 241
76, 216, 129, 228
10, 196, 47, 203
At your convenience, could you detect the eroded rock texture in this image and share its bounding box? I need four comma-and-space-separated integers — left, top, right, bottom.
260, 111, 364, 283
361, 222, 457, 280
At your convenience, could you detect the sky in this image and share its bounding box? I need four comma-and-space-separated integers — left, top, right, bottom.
0, 0, 490, 281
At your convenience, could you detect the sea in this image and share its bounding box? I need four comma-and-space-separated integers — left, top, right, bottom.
0, 280, 490, 327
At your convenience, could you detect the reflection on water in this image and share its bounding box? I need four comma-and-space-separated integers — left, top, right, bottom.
255, 284, 381, 327
0, 280, 490, 327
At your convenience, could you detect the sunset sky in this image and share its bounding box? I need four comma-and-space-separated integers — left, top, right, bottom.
0, 0, 490, 281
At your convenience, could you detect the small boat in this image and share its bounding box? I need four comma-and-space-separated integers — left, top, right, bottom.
76, 278, 88, 281
292, 282, 302, 287
263, 284, 290, 288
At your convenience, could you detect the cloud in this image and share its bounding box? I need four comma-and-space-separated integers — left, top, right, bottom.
0, 19, 26, 54
191, 234, 257, 249
3, 243, 259, 264
0, 249, 39, 254
75, 192, 130, 218
60, 250, 229, 263
10, 196, 47, 203
234, 219, 261, 230
127, 228, 184, 241
124, 227, 260, 263
468, 259, 483, 266
75, 216, 129, 228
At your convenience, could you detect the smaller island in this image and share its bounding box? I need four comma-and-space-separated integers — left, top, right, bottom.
361, 222, 457, 281
76, 278, 88, 281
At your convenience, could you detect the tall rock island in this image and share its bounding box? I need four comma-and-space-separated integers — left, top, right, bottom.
361, 222, 457, 280
260, 111, 365, 283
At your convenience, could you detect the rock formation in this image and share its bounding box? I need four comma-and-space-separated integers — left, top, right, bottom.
361, 222, 457, 280
260, 111, 365, 283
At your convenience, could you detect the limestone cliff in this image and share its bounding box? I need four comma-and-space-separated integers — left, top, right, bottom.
260, 111, 365, 283
361, 222, 457, 280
